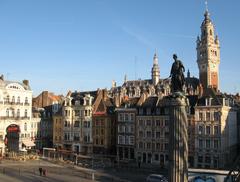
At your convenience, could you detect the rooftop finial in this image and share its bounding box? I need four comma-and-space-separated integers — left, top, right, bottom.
205, 0, 208, 12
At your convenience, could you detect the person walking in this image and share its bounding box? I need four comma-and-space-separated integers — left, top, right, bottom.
39, 167, 42, 176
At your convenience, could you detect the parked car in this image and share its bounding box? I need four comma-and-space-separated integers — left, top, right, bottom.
146, 174, 168, 182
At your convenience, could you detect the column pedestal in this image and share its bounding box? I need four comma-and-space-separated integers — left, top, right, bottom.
166, 95, 188, 182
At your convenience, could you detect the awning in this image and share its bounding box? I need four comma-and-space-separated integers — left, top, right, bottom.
22, 140, 35, 147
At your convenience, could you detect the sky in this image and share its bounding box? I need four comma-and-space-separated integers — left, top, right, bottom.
0, 0, 239, 96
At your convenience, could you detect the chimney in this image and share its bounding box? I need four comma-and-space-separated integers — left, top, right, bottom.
23, 80, 29, 86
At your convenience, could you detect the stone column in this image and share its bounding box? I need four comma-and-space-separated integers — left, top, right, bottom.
166, 96, 188, 182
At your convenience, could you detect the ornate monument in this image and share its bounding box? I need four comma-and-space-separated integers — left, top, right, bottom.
167, 54, 188, 182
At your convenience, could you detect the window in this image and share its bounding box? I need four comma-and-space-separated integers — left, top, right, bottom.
147, 131, 151, 138
206, 112, 210, 121
17, 109, 20, 117
139, 142, 143, 149
198, 156, 203, 163
12, 96, 15, 103
147, 143, 151, 149
214, 112, 219, 121
125, 114, 129, 121
206, 126, 211, 135
6, 109, 9, 117
214, 126, 219, 135
147, 120, 151, 126
155, 154, 159, 161
6, 95, 10, 103
139, 120, 143, 126
205, 156, 211, 163
130, 113, 134, 121
199, 125, 204, 135
64, 121, 68, 127
24, 109, 28, 117
156, 143, 160, 149
118, 135, 123, 144
12, 109, 15, 117
139, 131, 143, 137
24, 123, 27, 131
139, 108, 143, 115
119, 113, 123, 121
165, 143, 169, 150
147, 108, 151, 115
156, 120, 160, 126
17, 96, 20, 104
199, 112, 203, 121
25, 97, 28, 104
74, 121, 80, 127
156, 132, 160, 138
199, 139, 203, 148
75, 110, 80, 116
214, 140, 219, 149
129, 136, 134, 145
206, 139, 211, 148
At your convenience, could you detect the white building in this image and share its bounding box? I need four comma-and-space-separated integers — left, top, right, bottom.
0, 75, 36, 155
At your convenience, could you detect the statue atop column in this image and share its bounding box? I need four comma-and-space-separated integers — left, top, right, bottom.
169, 54, 185, 94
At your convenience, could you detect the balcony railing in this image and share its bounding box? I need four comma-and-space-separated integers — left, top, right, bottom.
0, 101, 24, 105
0, 116, 30, 120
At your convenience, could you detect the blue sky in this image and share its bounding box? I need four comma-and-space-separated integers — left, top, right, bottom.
0, 0, 239, 96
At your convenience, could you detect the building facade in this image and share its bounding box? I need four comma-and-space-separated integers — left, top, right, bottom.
136, 96, 170, 166
0, 75, 35, 154
116, 98, 138, 162
62, 91, 96, 154
194, 91, 238, 169
92, 90, 116, 155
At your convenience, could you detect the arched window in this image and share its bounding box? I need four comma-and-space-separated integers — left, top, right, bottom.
6, 109, 9, 117
24, 123, 27, 131
17, 96, 20, 104
12, 96, 15, 103
17, 109, 20, 117
24, 109, 28, 117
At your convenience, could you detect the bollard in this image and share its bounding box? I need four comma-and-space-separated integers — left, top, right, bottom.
19, 168, 20, 175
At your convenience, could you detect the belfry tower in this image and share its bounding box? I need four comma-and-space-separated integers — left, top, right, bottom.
197, 8, 220, 91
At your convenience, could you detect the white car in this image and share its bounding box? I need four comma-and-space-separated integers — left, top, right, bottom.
146, 174, 168, 182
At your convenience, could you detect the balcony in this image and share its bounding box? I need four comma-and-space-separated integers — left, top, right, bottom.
24, 102, 30, 106
0, 116, 30, 120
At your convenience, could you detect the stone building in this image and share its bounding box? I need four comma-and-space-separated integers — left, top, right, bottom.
194, 89, 238, 169
135, 96, 170, 166
0, 75, 35, 154
33, 91, 62, 149
53, 109, 63, 149
62, 90, 97, 154
116, 97, 138, 162
92, 89, 116, 155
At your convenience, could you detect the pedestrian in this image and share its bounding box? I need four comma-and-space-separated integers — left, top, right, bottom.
42, 168, 46, 177
39, 167, 42, 176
